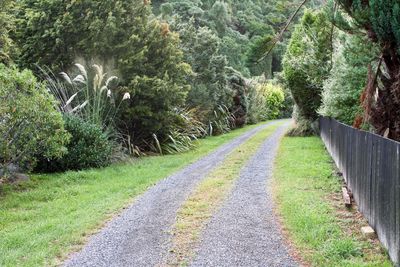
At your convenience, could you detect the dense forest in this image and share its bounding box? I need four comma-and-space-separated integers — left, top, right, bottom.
1, 0, 399, 177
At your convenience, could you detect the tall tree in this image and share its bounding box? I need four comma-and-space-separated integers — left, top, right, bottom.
0, 0, 14, 64
155, 0, 307, 76
15, 0, 191, 148
170, 19, 232, 127
283, 10, 333, 134
334, 0, 400, 140
319, 33, 379, 126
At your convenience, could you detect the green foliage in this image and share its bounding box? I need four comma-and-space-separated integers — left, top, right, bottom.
283, 10, 332, 133
263, 83, 285, 120
160, 110, 207, 154
208, 1, 231, 36
370, 0, 400, 47
333, 0, 400, 58
319, 34, 379, 125
169, 19, 234, 134
36, 115, 113, 172
44, 64, 124, 139
156, 108, 206, 155
208, 105, 235, 135
15, 0, 191, 149
0, 0, 14, 64
154, 0, 313, 76
246, 34, 274, 78
246, 81, 268, 124
0, 64, 70, 173
180, 25, 230, 110
279, 93, 294, 118
334, 0, 400, 140
246, 81, 286, 123
227, 68, 248, 127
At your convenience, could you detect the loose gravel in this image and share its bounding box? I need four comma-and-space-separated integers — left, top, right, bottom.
191, 122, 297, 267
64, 121, 280, 267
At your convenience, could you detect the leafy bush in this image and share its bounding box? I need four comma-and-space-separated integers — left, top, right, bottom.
279, 86, 294, 119
319, 34, 379, 126
245, 81, 267, 124
262, 83, 285, 120
286, 106, 316, 137
36, 115, 113, 172
246, 81, 285, 123
208, 105, 235, 135
0, 64, 70, 174
283, 10, 332, 134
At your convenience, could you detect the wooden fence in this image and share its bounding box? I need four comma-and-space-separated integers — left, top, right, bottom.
319, 117, 400, 265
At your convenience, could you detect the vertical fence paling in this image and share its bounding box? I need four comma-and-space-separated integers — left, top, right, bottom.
319, 117, 400, 266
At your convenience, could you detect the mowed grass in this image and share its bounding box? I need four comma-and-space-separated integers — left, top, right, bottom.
168, 121, 285, 266
273, 136, 392, 267
0, 122, 269, 267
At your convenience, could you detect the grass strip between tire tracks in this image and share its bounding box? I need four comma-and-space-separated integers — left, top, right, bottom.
167, 121, 285, 266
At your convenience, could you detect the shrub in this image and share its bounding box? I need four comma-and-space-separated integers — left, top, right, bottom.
36, 115, 113, 172
319, 34, 379, 126
246, 81, 285, 123
245, 81, 267, 124
0, 64, 70, 174
262, 83, 285, 120
283, 10, 332, 134
152, 108, 206, 155
286, 106, 316, 137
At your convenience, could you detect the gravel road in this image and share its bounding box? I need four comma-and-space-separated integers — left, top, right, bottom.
64, 121, 280, 267
190, 122, 297, 267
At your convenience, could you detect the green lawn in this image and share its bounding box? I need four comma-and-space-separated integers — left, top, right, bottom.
273, 136, 392, 267
0, 122, 267, 267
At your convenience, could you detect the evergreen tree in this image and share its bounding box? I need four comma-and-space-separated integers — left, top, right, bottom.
0, 0, 14, 64
154, 0, 306, 76
15, 0, 191, 148
334, 0, 400, 140
171, 19, 231, 126
319, 33, 379, 125
283, 10, 333, 134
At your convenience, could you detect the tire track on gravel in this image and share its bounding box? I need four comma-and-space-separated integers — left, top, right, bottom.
64, 121, 282, 267
191, 122, 297, 267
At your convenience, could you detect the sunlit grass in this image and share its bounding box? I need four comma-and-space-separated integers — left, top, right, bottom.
273, 136, 392, 267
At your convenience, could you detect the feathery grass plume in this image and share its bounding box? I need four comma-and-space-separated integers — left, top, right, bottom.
59, 72, 72, 85
41, 63, 131, 142
75, 63, 87, 79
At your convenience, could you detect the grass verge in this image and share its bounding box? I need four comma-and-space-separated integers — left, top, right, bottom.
167, 121, 285, 266
0, 122, 270, 267
273, 136, 392, 266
